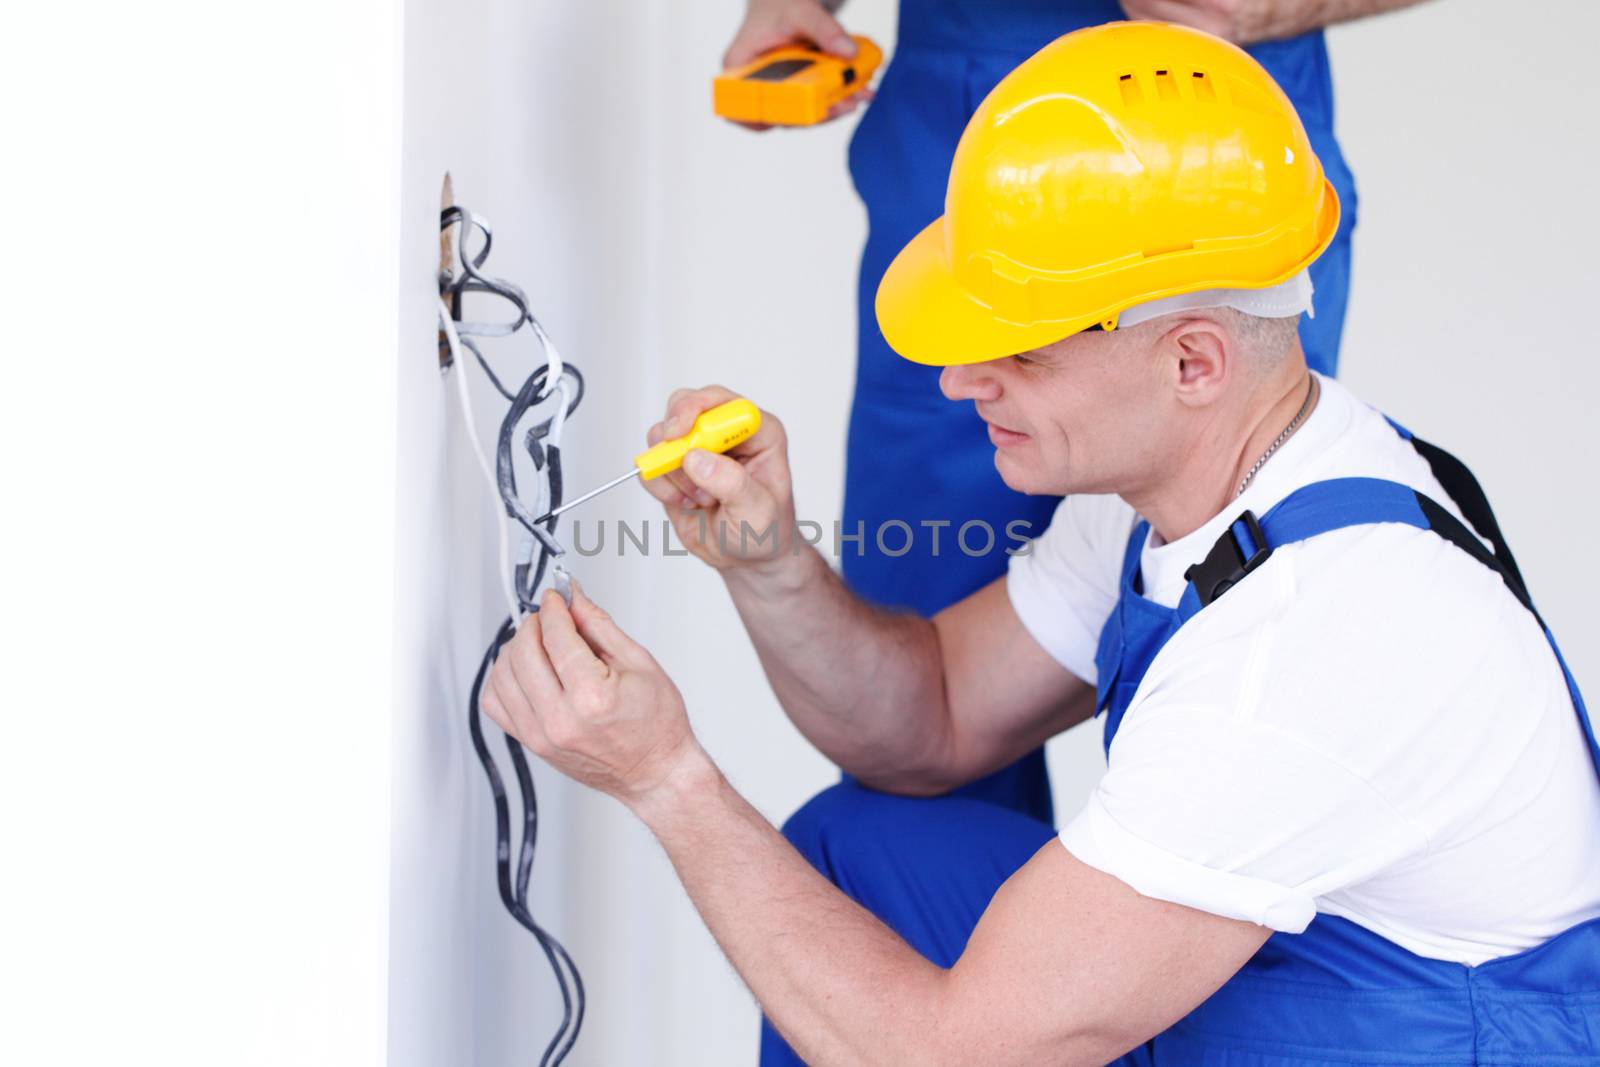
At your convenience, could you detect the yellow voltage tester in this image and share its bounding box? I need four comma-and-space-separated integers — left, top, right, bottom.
534, 399, 762, 523
713, 36, 882, 127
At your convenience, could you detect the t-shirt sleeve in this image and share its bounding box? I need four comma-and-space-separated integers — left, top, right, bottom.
1060, 706, 1430, 931
1006, 494, 1134, 686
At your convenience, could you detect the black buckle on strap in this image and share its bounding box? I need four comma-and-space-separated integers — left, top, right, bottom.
1184, 510, 1273, 608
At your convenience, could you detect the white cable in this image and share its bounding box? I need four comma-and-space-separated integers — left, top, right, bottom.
549, 377, 573, 447
545, 382, 575, 610
439, 295, 521, 624
529, 316, 565, 393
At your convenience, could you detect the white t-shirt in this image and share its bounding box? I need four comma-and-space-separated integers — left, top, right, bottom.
1008, 374, 1600, 965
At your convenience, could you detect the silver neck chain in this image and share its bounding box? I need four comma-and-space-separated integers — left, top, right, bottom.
1236, 374, 1319, 499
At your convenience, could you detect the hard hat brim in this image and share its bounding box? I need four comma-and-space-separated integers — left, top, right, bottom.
875, 217, 1087, 367
876, 177, 1340, 368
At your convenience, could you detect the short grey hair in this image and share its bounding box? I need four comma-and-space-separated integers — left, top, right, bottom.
1213, 308, 1300, 364
1117, 307, 1300, 366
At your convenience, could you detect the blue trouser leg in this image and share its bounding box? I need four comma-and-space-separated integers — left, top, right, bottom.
758, 782, 1057, 1065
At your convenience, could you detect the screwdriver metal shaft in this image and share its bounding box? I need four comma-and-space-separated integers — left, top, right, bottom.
532, 467, 639, 525
528, 398, 762, 526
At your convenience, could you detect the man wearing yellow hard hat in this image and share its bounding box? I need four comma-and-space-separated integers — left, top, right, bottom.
483, 23, 1600, 1065
722, 0, 1411, 835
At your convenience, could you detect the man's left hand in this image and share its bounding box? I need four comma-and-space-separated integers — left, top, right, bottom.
481, 584, 700, 807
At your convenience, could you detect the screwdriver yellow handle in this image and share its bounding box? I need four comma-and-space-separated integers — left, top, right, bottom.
634, 398, 762, 480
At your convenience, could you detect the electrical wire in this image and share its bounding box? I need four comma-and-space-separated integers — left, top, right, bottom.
462, 335, 518, 402
468, 625, 586, 1065
442, 204, 564, 385
440, 295, 520, 624
442, 204, 587, 1064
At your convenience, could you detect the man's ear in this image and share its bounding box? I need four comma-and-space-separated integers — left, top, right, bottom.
1160, 317, 1231, 407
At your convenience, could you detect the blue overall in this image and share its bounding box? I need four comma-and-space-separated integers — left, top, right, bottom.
839, 0, 1359, 819
761, 427, 1600, 1065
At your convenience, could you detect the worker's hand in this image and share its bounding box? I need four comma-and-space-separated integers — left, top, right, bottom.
1119, 0, 1300, 45
722, 0, 873, 131
642, 386, 799, 572
482, 585, 704, 807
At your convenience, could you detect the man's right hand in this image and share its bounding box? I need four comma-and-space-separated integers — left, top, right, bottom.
640, 386, 800, 574
639, 391, 1093, 795
722, 0, 869, 132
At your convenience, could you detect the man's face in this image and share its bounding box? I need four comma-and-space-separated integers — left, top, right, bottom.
938, 328, 1174, 497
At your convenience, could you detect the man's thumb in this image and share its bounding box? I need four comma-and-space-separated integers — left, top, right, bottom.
682, 449, 755, 510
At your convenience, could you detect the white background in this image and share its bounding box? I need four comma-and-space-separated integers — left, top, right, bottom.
3, 1, 1596, 1065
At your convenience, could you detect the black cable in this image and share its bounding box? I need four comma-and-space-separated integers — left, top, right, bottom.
495, 367, 584, 520
494, 365, 582, 613
514, 438, 572, 613
445, 203, 587, 1064
468, 625, 581, 1065
506, 736, 588, 1065
441, 205, 493, 278
460, 336, 518, 402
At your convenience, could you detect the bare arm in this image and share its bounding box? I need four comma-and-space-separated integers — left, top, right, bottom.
637, 756, 1268, 1066
641, 387, 1093, 793
1121, 0, 1436, 45
729, 555, 1092, 792
480, 599, 1270, 1067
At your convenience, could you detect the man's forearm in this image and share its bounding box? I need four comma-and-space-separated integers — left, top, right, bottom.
631, 748, 948, 1066
1125, 0, 1435, 45
1242, 0, 1433, 43
723, 547, 951, 785
1281, 0, 1431, 38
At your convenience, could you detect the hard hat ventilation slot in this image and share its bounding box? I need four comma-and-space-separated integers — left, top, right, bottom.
1191, 71, 1216, 101
1153, 69, 1178, 102
1118, 72, 1143, 105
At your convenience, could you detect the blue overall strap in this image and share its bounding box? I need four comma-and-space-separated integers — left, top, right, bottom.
1094, 519, 1154, 712
1175, 478, 1415, 625
1178, 476, 1537, 623
1180, 419, 1543, 626
1387, 419, 1536, 607
1175, 442, 1599, 781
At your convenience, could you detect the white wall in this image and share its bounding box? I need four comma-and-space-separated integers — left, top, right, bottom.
4, 1, 400, 1065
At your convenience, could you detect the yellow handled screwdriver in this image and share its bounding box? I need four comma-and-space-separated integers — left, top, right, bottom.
532, 398, 762, 523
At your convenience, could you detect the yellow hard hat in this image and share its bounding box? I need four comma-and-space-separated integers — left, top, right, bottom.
875, 21, 1340, 366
